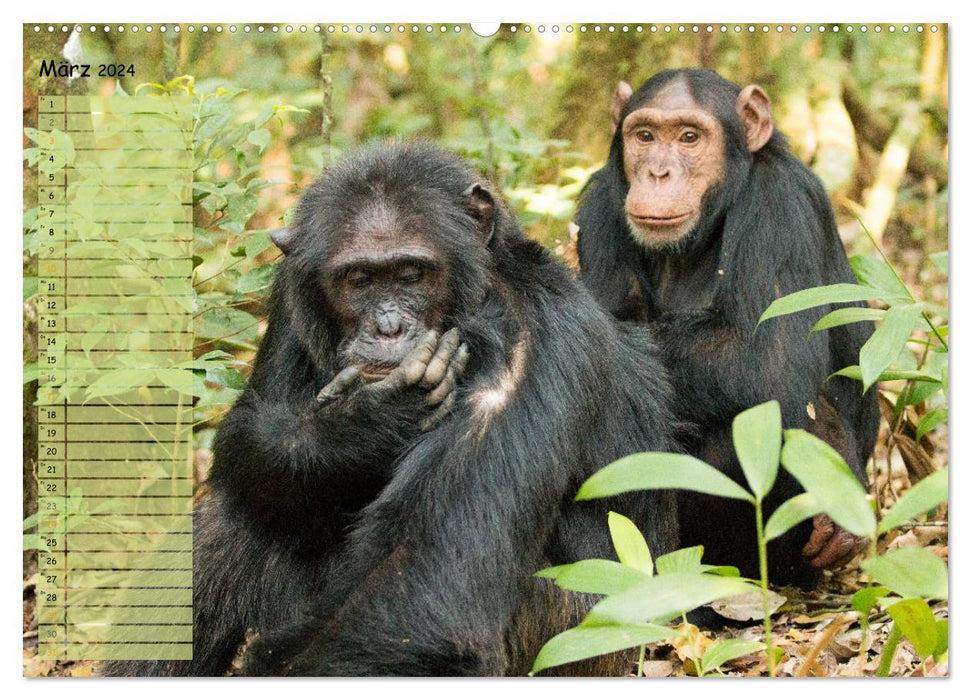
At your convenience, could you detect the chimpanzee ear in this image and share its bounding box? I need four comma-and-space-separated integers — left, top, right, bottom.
463, 183, 496, 244
611, 81, 633, 133
736, 85, 774, 152
270, 227, 297, 255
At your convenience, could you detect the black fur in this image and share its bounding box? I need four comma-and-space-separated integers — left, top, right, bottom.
576, 69, 880, 587
104, 143, 678, 677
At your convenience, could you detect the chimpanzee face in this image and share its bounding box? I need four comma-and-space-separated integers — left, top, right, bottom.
616, 78, 773, 250
322, 204, 449, 379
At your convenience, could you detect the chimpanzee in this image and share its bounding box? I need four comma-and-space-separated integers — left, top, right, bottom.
574, 69, 880, 588
104, 143, 679, 677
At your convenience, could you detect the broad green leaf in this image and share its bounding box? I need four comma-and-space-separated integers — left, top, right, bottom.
849, 254, 913, 299
530, 624, 674, 675
536, 559, 650, 596
577, 453, 753, 503
585, 573, 756, 626
859, 304, 925, 391
887, 598, 939, 657
758, 283, 892, 325
655, 546, 704, 575
934, 620, 949, 658
780, 430, 875, 537
764, 492, 821, 541
23, 276, 38, 299
928, 251, 948, 275
861, 548, 948, 601
915, 409, 948, 442
808, 307, 885, 338
852, 586, 890, 615
878, 468, 948, 535
732, 401, 781, 500
196, 307, 259, 343
700, 639, 765, 675
247, 128, 271, 154
831, 365, 943, 384
237, 264, 278, 294
608, 512, 652, 574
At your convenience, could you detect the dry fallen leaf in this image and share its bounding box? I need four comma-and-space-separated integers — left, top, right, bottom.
711, 589, 787, 621
640, 660, 675, 677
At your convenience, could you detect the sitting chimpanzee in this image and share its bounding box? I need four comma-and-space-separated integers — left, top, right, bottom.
104, 143, 679, 677
575, 69, 879, 587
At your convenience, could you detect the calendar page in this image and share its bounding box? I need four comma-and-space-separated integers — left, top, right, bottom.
22, 22, 949, 679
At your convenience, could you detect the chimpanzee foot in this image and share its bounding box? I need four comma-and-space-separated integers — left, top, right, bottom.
802, 513, 868, 569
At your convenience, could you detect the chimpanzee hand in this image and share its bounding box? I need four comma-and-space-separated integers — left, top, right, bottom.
316, 328, 469, 431
802, 514, 868, 569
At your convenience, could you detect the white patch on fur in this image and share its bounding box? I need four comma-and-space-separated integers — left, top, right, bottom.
471, 333, 530, 427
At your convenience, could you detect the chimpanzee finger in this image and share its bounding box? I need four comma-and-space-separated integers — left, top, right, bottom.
373, 330, 440, 393
419, 328, 462, 390
808, 529, 867, 570
420, 392, 456, 432
316, 366, 363, 406
802, 513, 835, 560
426, 343, 470, 406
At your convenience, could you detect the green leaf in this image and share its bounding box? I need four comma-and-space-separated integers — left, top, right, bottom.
780, 429, 876, 538
764, 492, 821, 541
934, 619, 949, 658
830, 365, 943, 384
236, 264, 278, 294
915, 409, 948, 442
700, 639, 766, 675
608, 512, 652, 574
928, 251, 948, 275
530, 624, 674, 675
577, 453, 753, 503
809, 307, 885, 338
849, 254, 913, 300
23, 276, 38, 299
861, 548, 948, 601
758, 283, 894, 325
852, 586, 891, 615
886, 598, 939, 657
196, 307, 259, 343
655, 546, 704, 575
247, 128, 271, 154
732, 401, 781, 500
878, 468, 948, 535
536, 559, 650, 596
859, 304, 925, 391
585, 573, 756, 626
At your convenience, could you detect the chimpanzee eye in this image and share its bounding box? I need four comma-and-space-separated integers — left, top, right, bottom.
398, 266, 424, 284
680, 130, 699, 144
634, 130, 654, 143
346, 270, 372, 288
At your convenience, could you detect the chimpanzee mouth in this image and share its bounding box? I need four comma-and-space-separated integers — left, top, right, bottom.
627, 212, 693, 227
359, 365, 395, 381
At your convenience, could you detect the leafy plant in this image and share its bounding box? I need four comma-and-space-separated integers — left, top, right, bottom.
533, 398, 948, 676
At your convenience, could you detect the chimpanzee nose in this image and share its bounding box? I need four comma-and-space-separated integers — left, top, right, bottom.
376, 313, 403, 338
649, 164, 671, 179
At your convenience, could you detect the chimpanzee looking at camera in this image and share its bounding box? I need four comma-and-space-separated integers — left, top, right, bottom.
575, 69, 880, 588
104, 143, 679, 677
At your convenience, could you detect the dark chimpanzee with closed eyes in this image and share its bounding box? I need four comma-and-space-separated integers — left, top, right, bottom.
575, 69, 880, 589
104, 142, 679, 677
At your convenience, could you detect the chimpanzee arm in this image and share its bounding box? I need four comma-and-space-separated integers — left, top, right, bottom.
208, 326, 464, 531
653, 301, 828, 427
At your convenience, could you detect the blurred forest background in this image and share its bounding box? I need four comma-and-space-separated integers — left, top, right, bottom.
22, 24, 948, 677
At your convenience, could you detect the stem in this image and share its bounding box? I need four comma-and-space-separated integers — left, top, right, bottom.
636, 644, 646, 677
754, 500, 777, 677
876, 622, 902, 676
